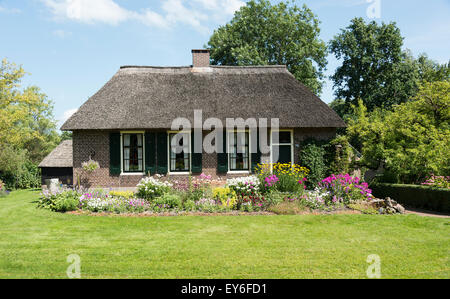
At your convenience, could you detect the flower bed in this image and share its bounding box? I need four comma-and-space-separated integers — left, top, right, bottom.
37, 168, 384, 215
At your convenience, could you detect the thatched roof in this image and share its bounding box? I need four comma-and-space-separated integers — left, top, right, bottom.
61, 65, 345, 130
38, 140, 73, 168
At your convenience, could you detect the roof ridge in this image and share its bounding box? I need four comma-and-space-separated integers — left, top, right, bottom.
119, 65, 287, 69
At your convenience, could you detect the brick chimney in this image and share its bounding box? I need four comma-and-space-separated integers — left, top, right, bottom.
192, 49, 210, 67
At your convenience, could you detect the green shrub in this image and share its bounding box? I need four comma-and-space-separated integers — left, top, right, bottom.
371, 183, 450, 213
38, 189, 80, 212
328, 135, 354, 175
182, 199, 196, 211
299, 141, 328, 187
154, 193, 182, 209
54, 196, 79, 212
265, 191, 288, 207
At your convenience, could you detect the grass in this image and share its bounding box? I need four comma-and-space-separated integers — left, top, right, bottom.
0, 190, 449, 279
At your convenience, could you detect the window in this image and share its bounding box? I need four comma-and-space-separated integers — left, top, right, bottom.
228, 131, 250, 171
271, 130, 293, 165
122, 133, 143, 172
169, 132, 190, 172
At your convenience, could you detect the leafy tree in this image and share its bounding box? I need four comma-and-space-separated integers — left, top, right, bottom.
61, 131, 73, 141
329, 18, 419, 112
347, 81, 450, 184
0, 58, 60, 188
416, 54, 450, 83
207, 0, 327, 95
0, 59, 60, 164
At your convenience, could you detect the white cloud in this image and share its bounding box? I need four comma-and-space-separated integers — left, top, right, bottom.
41, 0, 245, 32
53, 29, 72, 38
43, 0, 130, 25
162, 0, 208, 32
194, 0, 245, 14
60, 108, 78, 124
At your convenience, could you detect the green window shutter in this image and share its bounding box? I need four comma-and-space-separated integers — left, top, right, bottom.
191, 132, 202, 174
109, 133, 121, 176
156, 132, 168, 174
251, 130, 261, 173
145, 132, 156, 175
217, 131, 228, 173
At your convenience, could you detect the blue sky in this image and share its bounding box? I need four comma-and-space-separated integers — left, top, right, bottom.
1, 0, 449, 130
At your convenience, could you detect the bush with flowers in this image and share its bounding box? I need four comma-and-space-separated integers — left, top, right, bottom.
421, 175, 450, 189
38, 188, 80, 212
254, 163, 309, 194
226, 176, 260, 197
136, 175, 173, 200
212, 187, 237, 208
79, 192, 151, 213
319, 174, 373, 205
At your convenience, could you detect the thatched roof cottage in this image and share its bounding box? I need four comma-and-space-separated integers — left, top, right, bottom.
61, 49, 345, 187
38, 140, 73, 186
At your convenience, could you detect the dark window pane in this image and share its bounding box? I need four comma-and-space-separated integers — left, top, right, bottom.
229, 132, 249, 171
170, 133, 190, 172
123, 134, 143, 172
272, 131, 292, 144
272, 145, 292, 164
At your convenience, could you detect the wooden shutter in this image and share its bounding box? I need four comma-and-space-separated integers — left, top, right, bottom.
191, 132, 202, 174
109, 133, 121, 175
217, 131, 228, 173
156, 132, 168, 174
251, 130, 261, 173
145, 132, 156, 175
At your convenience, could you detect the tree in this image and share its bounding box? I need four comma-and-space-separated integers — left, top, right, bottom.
416, 54, 450, 83
0, 58, 60, 188
207, 0, 327, 95
0, 59, 60, 164
329, 18, 419, 112
347, 81, 450, 184
61, 131, 73, 141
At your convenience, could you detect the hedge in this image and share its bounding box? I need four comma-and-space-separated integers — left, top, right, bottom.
371, 183, 450, 213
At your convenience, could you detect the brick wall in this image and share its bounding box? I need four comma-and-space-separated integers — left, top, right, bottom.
73, 128, 337, 187
192, 50, 210, 67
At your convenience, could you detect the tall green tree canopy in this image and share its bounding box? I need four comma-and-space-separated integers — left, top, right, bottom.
0, 59, 60, 163
416, 54, 450, 83
207, 0, 327, 95
329, 18, 419, 112
347, 81, 449, 184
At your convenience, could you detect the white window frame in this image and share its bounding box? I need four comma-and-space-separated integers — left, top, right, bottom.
167, 130, 191, 175
227, 129, 252, 174
120, 131, 145, 175
270, 129, 294, 166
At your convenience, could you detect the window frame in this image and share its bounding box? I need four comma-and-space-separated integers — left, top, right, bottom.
270, 129, 294, 166
120, 131, 145, 175
167, 130, 191, 175
227, 129, 252, 173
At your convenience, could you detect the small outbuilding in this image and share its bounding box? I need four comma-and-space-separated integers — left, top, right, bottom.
38, 140, 73, 186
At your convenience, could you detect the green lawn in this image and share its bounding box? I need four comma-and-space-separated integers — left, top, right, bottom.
0, 190, 449, 279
